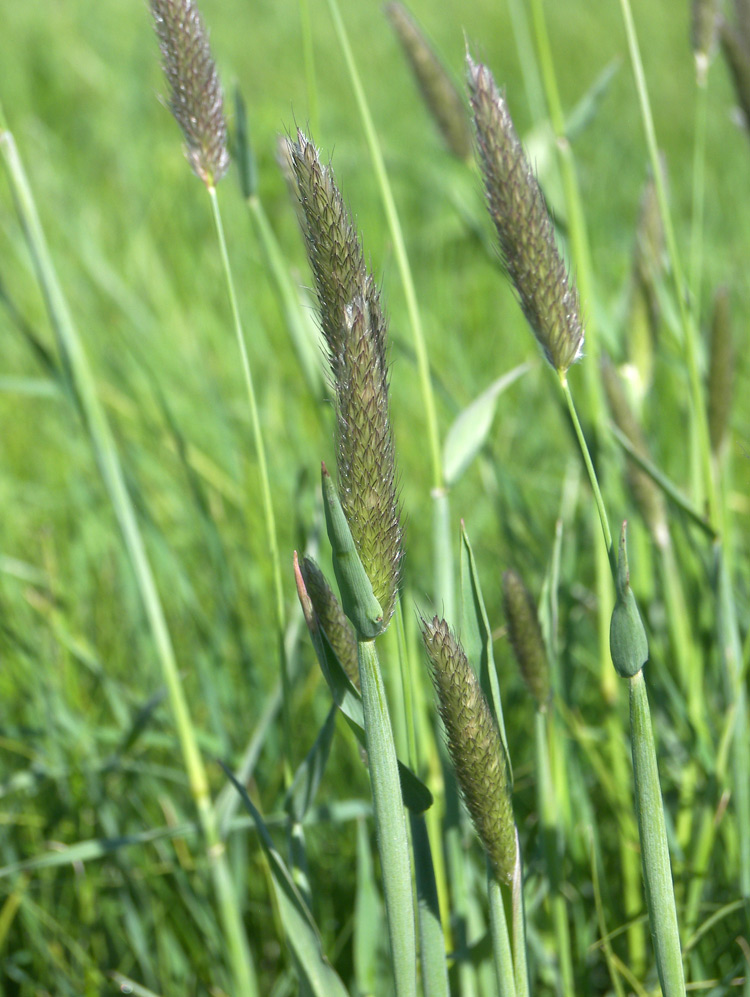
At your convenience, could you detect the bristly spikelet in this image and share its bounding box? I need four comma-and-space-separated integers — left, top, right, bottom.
467, 56, 584, 374
151, 0, 229, 187
386, 2, 472, 161
300, 555, 359, 688
707, 286, 734, 456
502, 570, 550, 711
421, 617, 516, 884
288, 131, 402, 626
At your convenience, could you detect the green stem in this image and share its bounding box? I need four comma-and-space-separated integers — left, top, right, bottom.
535, 711, 575, 994
629, 670, 686, 996
358, 638, 417, 997
0, 120, 257, 997
689, 78, 708, 327
559, 376, 615, 576
617, 0, 718, 530
510, 834, 530, 997
208, 187, 291, 782
487, 868, 516, 997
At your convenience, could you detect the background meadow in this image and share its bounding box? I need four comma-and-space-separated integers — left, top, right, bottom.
2, 0, 750, 993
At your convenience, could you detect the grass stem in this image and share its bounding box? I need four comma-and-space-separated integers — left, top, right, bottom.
357, 637, 417, 996
0, 117, 258, 997
208, 186, 291, 784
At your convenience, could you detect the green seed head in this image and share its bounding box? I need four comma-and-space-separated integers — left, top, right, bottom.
609, 523, 649, 679
707, 286, 733, 456
386, 2, 472, 161
289, 133, 402, 628
150, 0, 229, 187
299, 555, 359, 687
467, 56, 584, 374
502, 570, 550, 710
421, 616, 516, 884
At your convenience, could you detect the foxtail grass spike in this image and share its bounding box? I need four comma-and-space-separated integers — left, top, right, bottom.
610, 522, 649, 679
502, 569, 550, 711
707, 285, 733, 456
386, 2, 472, 160
150, 0, 229, 187
421, 616, 516, 884
290, 133, 402, 627
692, 0, 721, 83
467, 55, 584, 374
601, 356, 668, 548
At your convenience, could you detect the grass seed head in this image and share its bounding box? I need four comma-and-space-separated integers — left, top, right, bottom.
150, 0, 229, 187
300, 556, 359, 687
386, 2, 472, 160
502, 569, 550, 710
467, 55, 584, 374
289, 132, 402, 627
421, 616, 516, 884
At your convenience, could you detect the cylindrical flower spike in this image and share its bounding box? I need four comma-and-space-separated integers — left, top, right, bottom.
502, 570, 550, 711
467, 56, 584, 374
386, 2, 472, 161
150, 0, 229, 187
421, 616, 516, 884
289, 132, 403, 628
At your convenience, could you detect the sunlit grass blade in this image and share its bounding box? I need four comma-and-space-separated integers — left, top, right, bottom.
221, 765, 350, 997
0, 108, 258, 997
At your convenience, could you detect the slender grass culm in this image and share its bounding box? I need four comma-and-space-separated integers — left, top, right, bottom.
467, 54, 686, 995
149, 0, 292, 788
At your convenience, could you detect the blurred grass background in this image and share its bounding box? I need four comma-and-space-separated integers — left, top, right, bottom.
2, 0, 750, 992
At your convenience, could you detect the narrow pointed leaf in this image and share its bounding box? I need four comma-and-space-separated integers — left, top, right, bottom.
220, 765, 350, 997
284, 706, 337, 824
443, 364, 529, 486
460, 523, 512, 781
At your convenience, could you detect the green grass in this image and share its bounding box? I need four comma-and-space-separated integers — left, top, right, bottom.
2, 0, 750, 993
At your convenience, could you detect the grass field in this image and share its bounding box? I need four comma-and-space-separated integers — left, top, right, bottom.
2, 0, 750, 993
